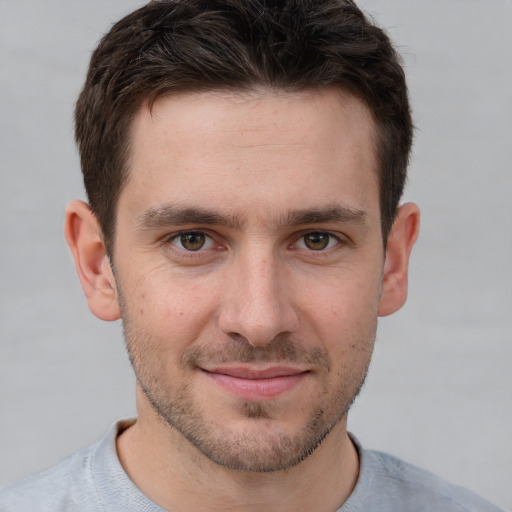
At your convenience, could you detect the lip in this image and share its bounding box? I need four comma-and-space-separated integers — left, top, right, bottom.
202, 366, 309, 400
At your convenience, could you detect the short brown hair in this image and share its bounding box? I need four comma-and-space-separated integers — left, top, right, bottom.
75, 0, 412, 253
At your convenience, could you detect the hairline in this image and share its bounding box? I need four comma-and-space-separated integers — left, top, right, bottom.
104, 84, 388, 259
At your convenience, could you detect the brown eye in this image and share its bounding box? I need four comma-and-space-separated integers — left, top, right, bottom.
303, 232, 332, 250
295, 231, 339, 251
174, 232, 208, 251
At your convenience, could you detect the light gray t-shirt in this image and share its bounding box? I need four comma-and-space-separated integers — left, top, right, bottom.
0, 420, 504, 511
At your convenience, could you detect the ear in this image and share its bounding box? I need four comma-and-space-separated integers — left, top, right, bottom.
64, 200, 121, 321
378, 202, 420, 317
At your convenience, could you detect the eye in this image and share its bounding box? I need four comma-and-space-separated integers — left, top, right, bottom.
170, 231, 215, 251
295, 232, 340, 251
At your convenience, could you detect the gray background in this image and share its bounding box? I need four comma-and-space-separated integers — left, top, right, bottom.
1, 1, 511, 509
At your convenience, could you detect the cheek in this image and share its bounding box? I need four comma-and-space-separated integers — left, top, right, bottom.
128, 272, 220, 345
301, 269, 382, 333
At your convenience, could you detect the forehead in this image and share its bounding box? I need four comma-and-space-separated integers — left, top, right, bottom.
121, 88, 379, 222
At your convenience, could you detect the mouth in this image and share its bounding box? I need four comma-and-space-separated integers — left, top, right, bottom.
201, 365, 309, 400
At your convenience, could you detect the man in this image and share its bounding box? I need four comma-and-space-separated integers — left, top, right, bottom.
0, 1, 505, 511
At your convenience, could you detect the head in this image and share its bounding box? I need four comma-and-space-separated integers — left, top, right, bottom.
67, 0, 419, 474
75, 0, 412, 255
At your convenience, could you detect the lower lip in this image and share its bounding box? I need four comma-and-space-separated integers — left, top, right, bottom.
204, 371, 307, 400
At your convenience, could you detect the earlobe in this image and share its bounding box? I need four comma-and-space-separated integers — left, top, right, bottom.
64, 200, 121, 321
378, 202, 420, 317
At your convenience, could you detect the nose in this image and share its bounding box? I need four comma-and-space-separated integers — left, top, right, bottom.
217, 251, 299, 348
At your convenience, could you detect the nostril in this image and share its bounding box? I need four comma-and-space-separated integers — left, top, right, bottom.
217, 257, 299, 346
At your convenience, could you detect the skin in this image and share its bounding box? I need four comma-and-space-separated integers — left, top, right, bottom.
65, 88, 419, 511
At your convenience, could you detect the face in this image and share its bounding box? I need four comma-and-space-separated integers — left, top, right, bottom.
112, 89, 385, 472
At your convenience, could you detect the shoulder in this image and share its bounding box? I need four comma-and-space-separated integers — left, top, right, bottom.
0, 444, 99, 512
0, 419, 165, 512
0, 419, 157, 512
348, 445, 505, 512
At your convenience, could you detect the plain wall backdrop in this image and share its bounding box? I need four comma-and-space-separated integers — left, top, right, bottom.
1, 1, 511, 509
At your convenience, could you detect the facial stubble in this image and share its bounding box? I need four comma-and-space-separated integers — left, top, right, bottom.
120, 297, 376, 473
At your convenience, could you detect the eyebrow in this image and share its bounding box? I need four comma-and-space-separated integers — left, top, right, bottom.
283, 206, 367, 226
136, 206, 243, 230
136, 204, 367, 231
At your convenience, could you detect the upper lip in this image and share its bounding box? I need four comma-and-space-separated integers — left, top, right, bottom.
202, 366, 308, 380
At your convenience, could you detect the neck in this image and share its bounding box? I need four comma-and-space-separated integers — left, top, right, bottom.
117, 396, 359, 511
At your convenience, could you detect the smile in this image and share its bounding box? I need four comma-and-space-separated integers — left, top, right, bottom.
201, 366, 309, 400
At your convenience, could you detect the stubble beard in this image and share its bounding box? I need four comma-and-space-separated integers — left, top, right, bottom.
121, 312, 376, 473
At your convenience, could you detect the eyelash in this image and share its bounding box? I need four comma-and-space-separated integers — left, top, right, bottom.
165, 231, 220, 256
163, 229, 344, 257
292, 231, 342, 251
